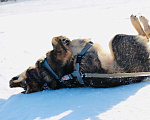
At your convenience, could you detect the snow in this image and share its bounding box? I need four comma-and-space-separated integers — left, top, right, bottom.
1, 0, 150, 119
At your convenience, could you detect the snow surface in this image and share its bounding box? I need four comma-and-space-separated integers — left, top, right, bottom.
1, 0, 150, 120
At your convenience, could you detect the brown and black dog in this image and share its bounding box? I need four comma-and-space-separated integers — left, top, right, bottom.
10, 15, 150, 93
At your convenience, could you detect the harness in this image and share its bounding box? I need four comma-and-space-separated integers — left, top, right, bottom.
43, 41, 93, 86
60, 41, 93, 85
43, 41, 150, 87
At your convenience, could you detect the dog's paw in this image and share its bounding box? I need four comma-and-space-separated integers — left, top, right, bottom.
139, 16, 149, 23
130, 14, 138, 21
52, 36, 71, 48
59, 38, 70, 45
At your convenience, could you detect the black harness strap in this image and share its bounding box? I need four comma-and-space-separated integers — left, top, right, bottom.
43, 58, 60, 80
76, 41, 93, 71
74, 41, 93, 84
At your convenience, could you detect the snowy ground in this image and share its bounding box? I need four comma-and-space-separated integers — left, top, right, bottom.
1, 0, 150, 120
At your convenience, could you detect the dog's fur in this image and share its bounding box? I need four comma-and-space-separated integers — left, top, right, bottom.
10, 15, 150, 93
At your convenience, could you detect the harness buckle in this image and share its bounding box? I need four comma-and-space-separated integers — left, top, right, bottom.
71, 71, 84, 84
60, 74, 73, 83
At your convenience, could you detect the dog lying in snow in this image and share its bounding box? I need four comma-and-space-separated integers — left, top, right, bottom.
10, 15, 150, 93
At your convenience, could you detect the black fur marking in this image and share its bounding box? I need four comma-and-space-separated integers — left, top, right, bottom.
112, 34, 150, 72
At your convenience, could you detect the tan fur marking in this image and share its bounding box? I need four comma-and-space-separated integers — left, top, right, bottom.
69, 39, 91, 56
94, 43, 114, 73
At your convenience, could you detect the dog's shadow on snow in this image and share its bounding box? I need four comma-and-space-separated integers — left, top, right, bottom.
1, 80, 150, 120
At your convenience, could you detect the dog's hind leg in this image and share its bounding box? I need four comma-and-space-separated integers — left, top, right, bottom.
139, 16, 150, 39
130, 15, 148, 40
110, 34, 150, 73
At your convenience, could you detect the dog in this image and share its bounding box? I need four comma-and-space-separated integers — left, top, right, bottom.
10, 15, 150, 93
